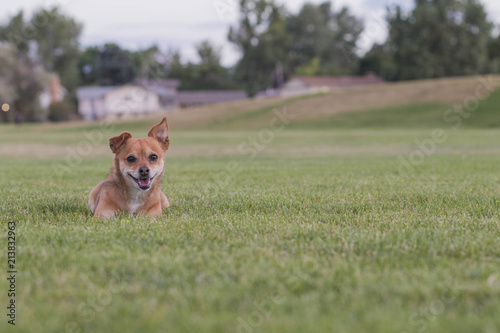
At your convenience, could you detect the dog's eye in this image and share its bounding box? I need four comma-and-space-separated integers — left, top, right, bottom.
126, 156, 136, 163
149, 154, 158, 162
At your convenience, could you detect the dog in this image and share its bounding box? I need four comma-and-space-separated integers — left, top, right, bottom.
88, 117, 170, 219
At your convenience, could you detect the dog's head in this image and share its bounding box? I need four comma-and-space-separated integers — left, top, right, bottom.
109, 117, 169, 191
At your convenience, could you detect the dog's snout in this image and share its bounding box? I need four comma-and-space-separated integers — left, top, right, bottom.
139, 167, 150, 176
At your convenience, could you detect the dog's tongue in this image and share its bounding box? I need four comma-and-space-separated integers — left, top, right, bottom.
139, 178, 150, 187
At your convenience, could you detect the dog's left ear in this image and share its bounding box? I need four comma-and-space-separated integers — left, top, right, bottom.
148, 117, 169, 150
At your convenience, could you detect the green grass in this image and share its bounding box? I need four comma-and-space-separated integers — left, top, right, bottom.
1, 88, 500, 333
292, 102, 451, 128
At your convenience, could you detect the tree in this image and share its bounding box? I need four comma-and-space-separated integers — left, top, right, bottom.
30, 7, 83, 93
79, 45, 171, 87
190, 41, 230, 90
287, 1, 364, 76
134, 45, 170, 81
0, 44, 19, 122
97, 44, 136, 86
488, 32, 500, 73
0, 7, 81, 121
0, 43, 49, 122
372, 0, 493, 81
228, 0, 291, 97
358, 43, 397, 79
165, 49, 185, 81
0, 11, 30, 54
162, 42, 234, 91
78, 46, 100, 86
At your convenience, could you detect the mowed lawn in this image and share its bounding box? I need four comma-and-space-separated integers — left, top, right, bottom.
1, 83, 500, 333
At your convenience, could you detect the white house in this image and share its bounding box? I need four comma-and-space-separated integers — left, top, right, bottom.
77, 85, 161, 121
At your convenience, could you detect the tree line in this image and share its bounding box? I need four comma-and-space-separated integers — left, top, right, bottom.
230, 0, 500, 96
1, 0, 499, 121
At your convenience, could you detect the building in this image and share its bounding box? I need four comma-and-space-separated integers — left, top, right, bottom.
135, 79, 179, 109
77, 85, 162, 121
281, 73, 385, 96
77, 79, 250, 120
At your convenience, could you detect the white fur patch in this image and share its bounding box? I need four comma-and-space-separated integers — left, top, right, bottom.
128, 187, 150, 213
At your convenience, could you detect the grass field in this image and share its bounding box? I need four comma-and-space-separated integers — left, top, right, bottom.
1, 77, 500, 333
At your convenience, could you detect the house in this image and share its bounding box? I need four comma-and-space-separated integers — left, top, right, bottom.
281, 73, 385, 96
77, 79, 249, 120
77, 85, 162, 121
135, 79, 179, 109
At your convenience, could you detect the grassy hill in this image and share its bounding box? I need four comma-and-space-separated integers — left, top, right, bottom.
210, 75, 500, 130
1, 76, 500, 333
185, 75, 500, 130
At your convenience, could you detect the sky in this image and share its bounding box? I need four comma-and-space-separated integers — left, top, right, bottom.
2, 0, 500, 66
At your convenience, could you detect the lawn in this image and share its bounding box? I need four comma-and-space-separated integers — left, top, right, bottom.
1, 82, 500, 332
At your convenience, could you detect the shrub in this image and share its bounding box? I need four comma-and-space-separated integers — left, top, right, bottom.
48, 100, 74, 122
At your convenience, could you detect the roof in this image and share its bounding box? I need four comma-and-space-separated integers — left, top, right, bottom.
177, 91, 247, 105
293, 73, 384, 88
135, 79, 180, 89
144, 85, 171, 97
78, 80, 181, 99
76, 86, 120, 99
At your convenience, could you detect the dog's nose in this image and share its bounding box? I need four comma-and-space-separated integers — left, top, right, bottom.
139, 167, 150, 176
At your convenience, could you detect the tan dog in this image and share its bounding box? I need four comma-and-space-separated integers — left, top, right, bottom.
88, 118, 170, 219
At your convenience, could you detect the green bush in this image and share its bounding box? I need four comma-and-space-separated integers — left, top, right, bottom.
48, 100, 74, 122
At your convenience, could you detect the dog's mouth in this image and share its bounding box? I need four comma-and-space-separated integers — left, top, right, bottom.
128, 174, 156, 190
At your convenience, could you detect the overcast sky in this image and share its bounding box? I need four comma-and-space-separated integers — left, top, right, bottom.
2, 0, 500, 66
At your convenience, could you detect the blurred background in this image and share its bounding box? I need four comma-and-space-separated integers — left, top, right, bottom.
1, 0, 500, 123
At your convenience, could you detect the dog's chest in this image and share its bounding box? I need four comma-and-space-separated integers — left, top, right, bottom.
129, 200, 141, 214
127, 190, 149, 213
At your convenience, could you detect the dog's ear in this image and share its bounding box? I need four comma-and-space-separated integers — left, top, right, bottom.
109, 132, 132, 153
148, 117, 169, 150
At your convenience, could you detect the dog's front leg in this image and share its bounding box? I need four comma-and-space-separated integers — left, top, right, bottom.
93, 199, 120, 219
88, 181, 104, 214
160, 192, 170, 209
142, 202, 163, 218
94, 209, 117, 219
